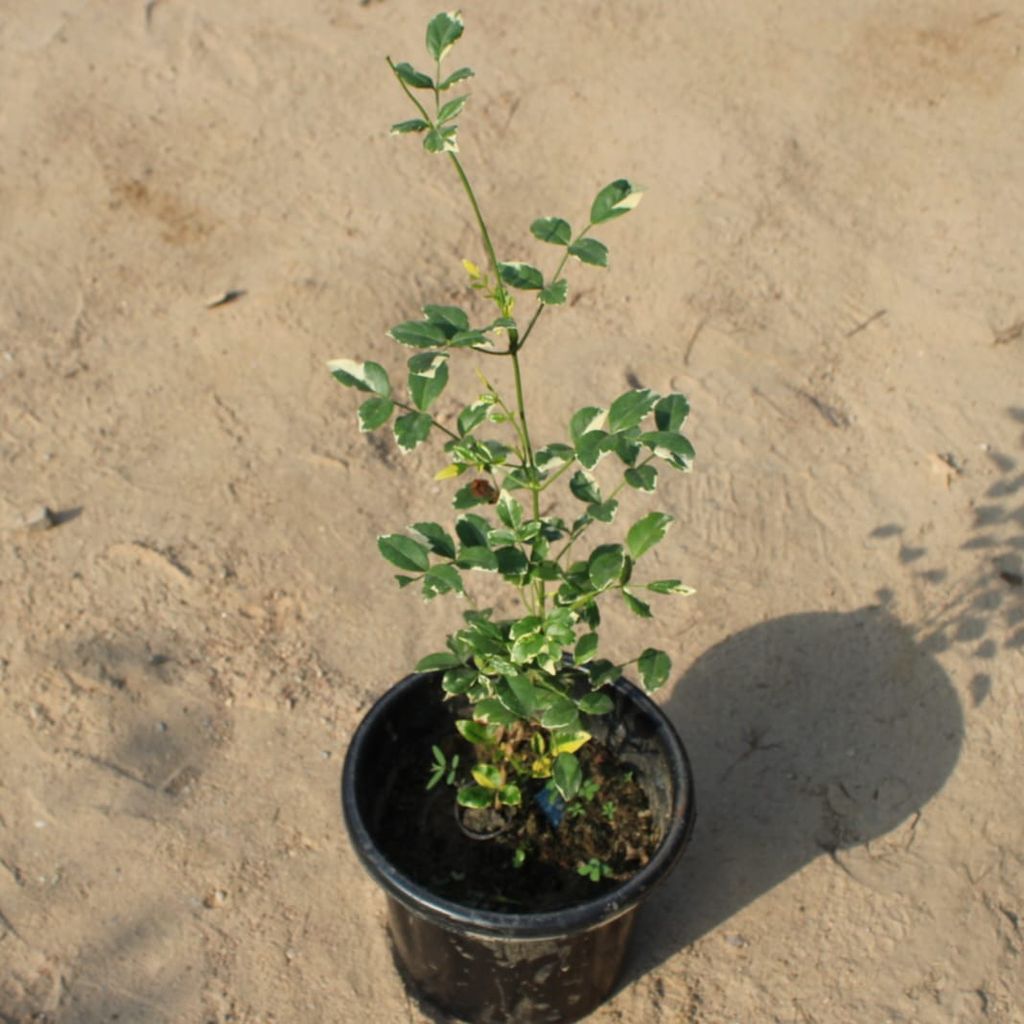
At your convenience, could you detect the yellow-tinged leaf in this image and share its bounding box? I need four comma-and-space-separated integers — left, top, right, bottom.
551, 730, 592, 756
435, 462, 466, 481
472, 765, 504, 790
530, 756, 553, 778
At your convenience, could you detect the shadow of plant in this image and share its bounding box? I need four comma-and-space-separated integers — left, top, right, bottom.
870, 406, 1024, 707
624, 604, 963, 974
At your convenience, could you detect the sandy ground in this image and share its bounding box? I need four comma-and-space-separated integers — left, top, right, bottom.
2, 1, 1023, 1021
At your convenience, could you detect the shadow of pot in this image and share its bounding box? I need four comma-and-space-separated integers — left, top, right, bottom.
624, 604, 964, 979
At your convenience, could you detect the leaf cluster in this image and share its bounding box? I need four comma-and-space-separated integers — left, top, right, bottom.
328, 12, 695, 837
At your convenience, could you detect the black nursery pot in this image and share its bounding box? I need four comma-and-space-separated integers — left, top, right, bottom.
341, 671, 696, 1024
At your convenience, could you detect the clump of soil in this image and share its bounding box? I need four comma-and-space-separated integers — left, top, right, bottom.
376, 732, 660, 913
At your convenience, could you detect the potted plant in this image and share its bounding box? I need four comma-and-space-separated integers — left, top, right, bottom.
332, 13, 697, 1023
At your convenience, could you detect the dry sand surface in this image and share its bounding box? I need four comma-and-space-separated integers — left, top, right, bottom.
2, 1, 1023, 1021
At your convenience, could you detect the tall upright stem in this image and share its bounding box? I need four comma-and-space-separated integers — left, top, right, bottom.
447, 154, 511, 318
447, 151, 544, 613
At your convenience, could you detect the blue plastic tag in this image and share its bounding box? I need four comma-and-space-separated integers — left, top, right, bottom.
535, 785, 566, 828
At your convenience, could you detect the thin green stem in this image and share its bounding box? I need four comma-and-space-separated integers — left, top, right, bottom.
476, 370, 529, 464
538, 459, 575, 493
446, 153, 512, 319
509, 350, 544, 612
553, 454, 657, 565
392, 398, 461, 441
388, 58, 434, 123
514, 223, 593, 354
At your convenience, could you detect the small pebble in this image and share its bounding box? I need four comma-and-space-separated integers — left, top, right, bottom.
23, 506, 56, 532
203, 889, 227, 909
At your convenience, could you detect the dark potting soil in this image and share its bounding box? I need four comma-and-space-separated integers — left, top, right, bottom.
375, 730, 660, 913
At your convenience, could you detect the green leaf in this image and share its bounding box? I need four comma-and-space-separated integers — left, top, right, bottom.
510, 632, 546, 665
645, 579, 695, 595
587, 499, 618, 523
416, 650, 464, 672
456, 546, 498, 571
449, 329, 488, 348
437, 94, 469, 124
625, 465, 658, 492
654, 393, 690, 432
535, 443, 574, 468
390, 119, 430, 135
569, 469, 602, 505
411, 521, 456, 558
638, 648, 671, 691
638, 431, 696, 465
626, 512, 674, 560
539, 279, 568, 306
456, 514, 491, 548
568, 237, 609, 268
456, 719, 493, 745
327, 359, 390, 396
608, 388, 659, 433
530, 217, 572, 245
394, 575, 417, 589
378, 534, 430, 572
577, 691, 614, 715
424, 126, 458, 154
494, 546, 529, 579
613, 432, 642, 466
393, 411, 432, 452
622, 589, 652, 618
388, 320, 448, 349
438, 66, 474, 90
574, 633, 599, 664
587, 659, 619, 688
509, 616, 543, 640
531, 559, 563, 581
575, 430, 611, 469
425, 10, 464, 62
407, 351, 449, 411
457, 399, 494, 436
474, 698, 520, 726
496, 492, 524, 529
393, 62, 434, 89
493, 677, 526, 718
499, 784, 522, 806
423, 563, 464, 598
588, 544, 626, 590
553, 753, 582, 800
472, 764, 503, 790
570, 406, 606, 445
590, 179, 645, 224
507, 674, 538, 717
358, 396, 394, 432
498, 261, 544, 290
442, 667, 477, 695
423, 305, 470, 334
541, 696, 580, 730
457, 785, 492, 809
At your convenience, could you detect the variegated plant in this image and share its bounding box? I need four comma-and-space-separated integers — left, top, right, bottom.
329, 12, 694, 820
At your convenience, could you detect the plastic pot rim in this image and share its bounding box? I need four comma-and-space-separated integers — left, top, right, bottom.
341, 670, 695, 941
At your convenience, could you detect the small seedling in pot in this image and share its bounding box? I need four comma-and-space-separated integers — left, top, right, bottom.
426, 745, 460, 791
329, 11, 695, 879
577, 859, 613, 883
